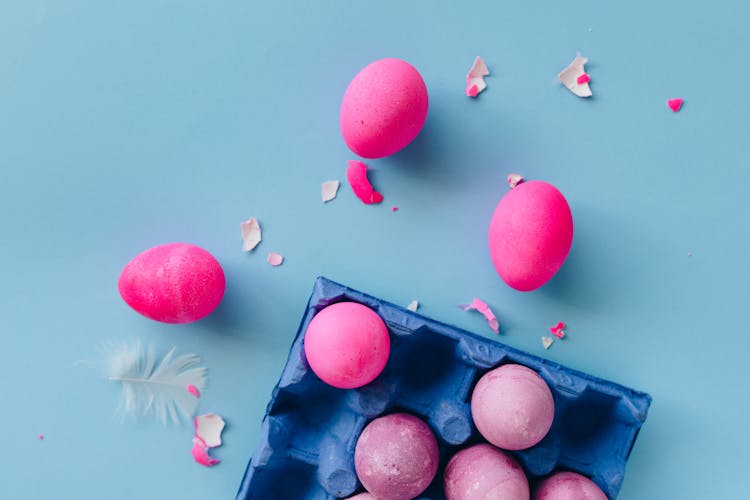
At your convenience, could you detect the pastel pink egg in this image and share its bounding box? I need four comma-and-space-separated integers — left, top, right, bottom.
340, 58, 428, 159
346, 494, 377, 500
118, 243, 225, 324
488, 180, 573, 291
304, 302, 390, 389
471, 364, 554, 450
444, 444, 530, 500
354, 413, 439, 500
534, 471, 607, 500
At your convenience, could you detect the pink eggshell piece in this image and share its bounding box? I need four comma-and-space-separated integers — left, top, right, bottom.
444, 444, 530, 500
354, 413, 439, 500
471, 364, 555, 450
304, 302, 390, 389
118, 243, 226, 324
340, 58, 429, 159
534, 471, 607, 500
488, 180, 573, 291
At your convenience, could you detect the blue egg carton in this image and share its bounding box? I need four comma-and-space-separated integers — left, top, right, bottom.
236, 277, 651, 500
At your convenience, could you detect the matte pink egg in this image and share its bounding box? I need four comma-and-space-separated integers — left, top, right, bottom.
488, 180, 573, 291
118, 243, 225, 324
304, 302, 390, 389
340, 58, 428, 159
444, 444, 530, 500
534, 471, 607, 500
471, 364, 554, 450
354, 413, 439, 500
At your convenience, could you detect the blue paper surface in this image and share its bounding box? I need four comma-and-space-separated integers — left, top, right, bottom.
1, 1, 749, 499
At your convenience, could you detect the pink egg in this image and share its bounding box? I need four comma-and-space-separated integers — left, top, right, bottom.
346, 494, 377, 500
534, 471, 607, 500
354, 413, 439, 500
304, 302, 390, 389
444, 444, 530, 500
118, 243, 225, 324
488, 180, 573, 291
340, 58, 428, 159
471, 364, 554, 450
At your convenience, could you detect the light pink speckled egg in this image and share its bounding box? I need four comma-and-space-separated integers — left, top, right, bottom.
304, 302, 390, 389
444, 443, 530, 500
488, 180, 573, 291
534, 471, 607, 500
471, 364, 555, 450
118, 243, 225, 324
354, 413, 439, 500
340, 58, 428, 159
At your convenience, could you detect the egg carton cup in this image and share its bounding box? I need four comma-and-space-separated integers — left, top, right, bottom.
236, 277, 651, 500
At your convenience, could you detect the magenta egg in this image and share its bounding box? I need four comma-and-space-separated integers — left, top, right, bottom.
534, 471, 607, 500
340, 58, 428, 159
488, 180, 573, 291
354, 413, 439, 500
444, 444, 530, 500
304, 302, 390, 389
118, 243, 225, 324
471, 364, 555, 450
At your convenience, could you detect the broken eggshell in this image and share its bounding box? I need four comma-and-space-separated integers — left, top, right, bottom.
488, 180, 573, 291
340, 58, 428, 159
118, 243, 226, 323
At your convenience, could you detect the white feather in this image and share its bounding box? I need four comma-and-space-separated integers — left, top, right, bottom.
107, 342, 207, 424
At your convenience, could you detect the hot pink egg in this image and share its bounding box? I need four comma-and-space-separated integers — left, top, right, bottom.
471, 364, 555, 450
534, 471, 607, 500
488, 180, 573, 291
444, 444, 530, 500
340, 58, 428, 159
304, 302, 390, 389
118, 243, 225, 324
354, 413, 439, 500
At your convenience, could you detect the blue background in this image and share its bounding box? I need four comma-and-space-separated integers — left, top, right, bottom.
1, 1, 747, 498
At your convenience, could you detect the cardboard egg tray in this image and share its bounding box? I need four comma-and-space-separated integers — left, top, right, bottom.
236, 277, 651, 499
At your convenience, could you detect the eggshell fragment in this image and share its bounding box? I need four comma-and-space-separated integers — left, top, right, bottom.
347, 160, 383, 204
488, 180, 573, 291
667, 98, 684, 112
191, 437, 220, 467
118, 243, 226, 324
340, 58, 428, 159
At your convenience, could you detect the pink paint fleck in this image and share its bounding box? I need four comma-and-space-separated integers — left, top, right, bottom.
391, 206, 399, 212
267, 252, 284, 266
460, 298, 500, 334
187, 384, 200, 398
577, 73, 590, 85
191, 437, 220, 467
667, 98, 684, 112
507, 173, 524, 189
549, 321, 566, 339
38, 434, 44, 440
346, 160, 383, 205
466, 84, 478, 97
